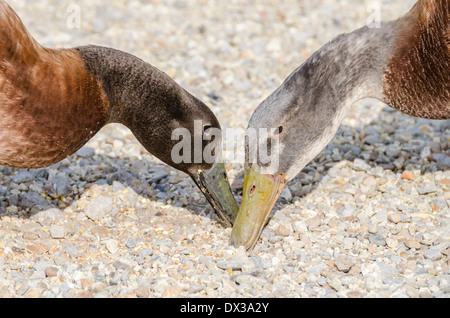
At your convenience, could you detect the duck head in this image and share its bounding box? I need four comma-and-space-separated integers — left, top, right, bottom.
230, 24, 389, 248
229, 74, 322, 249
230, 69, 355, 248
76, 46, 239, 226
128, 89, 239, 227
138, 94, 239, 227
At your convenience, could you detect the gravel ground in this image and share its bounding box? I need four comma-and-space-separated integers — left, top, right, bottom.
1, 0, 449, 298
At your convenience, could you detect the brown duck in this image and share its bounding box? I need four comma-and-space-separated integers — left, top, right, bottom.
232, 0, 450, 249
0, 1, 238, 226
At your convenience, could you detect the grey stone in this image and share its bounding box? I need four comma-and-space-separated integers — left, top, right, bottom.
113, 258, 137, 270
337, 205, 356, 218
280, 187, 292, 202
49, 225, 65, 239
31, 208, 65, 226
363, 135, 381, 145
335, 259, 355, 273
217, 260, 245, 271
20, 192, 50, 209
293, 220, 308, 234
76, 146, 96, 158
11, 171, 34, 183
112, 181, 126, 193
385, 146, 400, 158
369, 234, 386, 246
85, 196, 114, 220
232, 274, 267, 287
431, 153, 450, 168
417, 185, 438, 195
148, 171, 169, 184
50, 176, 72, 196
424, 248, 443, 261
138, 248, 153, 259
64, 245, 79, 259
353, 159, 370, 172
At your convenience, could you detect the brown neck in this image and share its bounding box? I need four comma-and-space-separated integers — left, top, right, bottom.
382, 0, 450, 119
0, 2, 110, 168
0, 1, 42, 66
0, 45, 110, 168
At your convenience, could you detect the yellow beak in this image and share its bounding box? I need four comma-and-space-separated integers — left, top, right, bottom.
230, 164, 287, 250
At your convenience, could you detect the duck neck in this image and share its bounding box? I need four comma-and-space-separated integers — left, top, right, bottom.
74, 45, 187, 126
73, 45, 215, 171
269, 23, 399, 179
297, 23, 398, 123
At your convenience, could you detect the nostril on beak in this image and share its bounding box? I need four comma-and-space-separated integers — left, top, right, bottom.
249, 184, 256, 196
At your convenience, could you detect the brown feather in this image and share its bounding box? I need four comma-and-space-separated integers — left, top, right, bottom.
0, 1, 110, 168
383, 0, 450, 119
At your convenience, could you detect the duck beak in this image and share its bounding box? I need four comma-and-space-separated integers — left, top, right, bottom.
230, 163, 287, 250
190, 160, 239, 228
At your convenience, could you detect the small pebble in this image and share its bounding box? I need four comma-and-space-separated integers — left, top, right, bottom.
105, 239, 119, 254
424, 248, 443, 261
85, 196, 113, 221
275, 224, 292, 237
49, 225, 65, 239
353, 159, 370, 172
44, 267, 58, 278
388, 213, 402, 224
405, 239, 421, 250
76, 147, 96, 158
417, 185, 438, 195
31, 208, 65, 226
335, 259, 355, 273
401, 171, 415, 181
162, 286, 181, 298
369, 234, 386, 246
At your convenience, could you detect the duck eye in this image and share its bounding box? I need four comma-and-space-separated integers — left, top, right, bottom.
275, 126, 283, 134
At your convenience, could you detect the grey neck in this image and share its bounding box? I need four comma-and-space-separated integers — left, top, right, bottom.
293, 23, 397, 177
251, 22, 399, 179
297, 22, 397, 116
